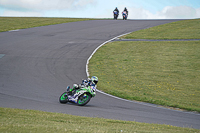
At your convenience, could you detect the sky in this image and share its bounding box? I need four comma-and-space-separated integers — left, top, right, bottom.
0, 0, 200, 19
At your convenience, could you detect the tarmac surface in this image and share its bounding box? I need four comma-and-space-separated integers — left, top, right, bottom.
0, 19, 200, 129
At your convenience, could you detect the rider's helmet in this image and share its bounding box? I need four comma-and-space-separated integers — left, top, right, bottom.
91, 76, 98, 85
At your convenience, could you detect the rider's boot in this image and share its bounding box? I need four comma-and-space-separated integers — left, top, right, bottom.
66, 86, 70, 91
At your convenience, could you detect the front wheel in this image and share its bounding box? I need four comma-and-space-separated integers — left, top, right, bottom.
77, 93, 91, 106
59, 92, 68, 104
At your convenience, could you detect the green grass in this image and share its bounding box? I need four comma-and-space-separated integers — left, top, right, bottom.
89, 41, 200, 112
0, 17, 95, 32
122, 19, 200, 39
0, 107, 199, 133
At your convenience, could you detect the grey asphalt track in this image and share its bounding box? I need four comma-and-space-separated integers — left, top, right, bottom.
0, 20, 200, 129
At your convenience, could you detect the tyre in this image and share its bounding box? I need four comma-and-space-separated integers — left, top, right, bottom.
77, 93, 91, 106
59, 92, 68, 104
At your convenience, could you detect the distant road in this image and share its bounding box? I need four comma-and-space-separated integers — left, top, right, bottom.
0, 19, 199, 129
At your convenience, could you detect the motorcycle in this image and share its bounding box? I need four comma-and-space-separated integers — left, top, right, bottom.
59, 81, 96, 106
113, 11, 119, 20
122, 11, 128, 20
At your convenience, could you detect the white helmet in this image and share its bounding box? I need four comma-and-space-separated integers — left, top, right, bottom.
91, 76, 98, 85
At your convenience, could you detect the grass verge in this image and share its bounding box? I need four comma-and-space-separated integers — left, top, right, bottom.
122, 19, 200, 39
89, 41, 200, 112
0, 107, 199, 133
0, 17, 95, 32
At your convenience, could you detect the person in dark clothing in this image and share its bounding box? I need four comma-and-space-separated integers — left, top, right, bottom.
113, 7, 119, 19
124, 7, 128, 15
113, 7, 119, 15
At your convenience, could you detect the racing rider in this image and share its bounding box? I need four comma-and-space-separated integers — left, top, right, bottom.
67, 76, 98, 96
124, 7, 128, 15
113, 7, 119, 15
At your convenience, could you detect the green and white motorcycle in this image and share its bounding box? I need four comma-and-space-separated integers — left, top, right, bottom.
59, 84, 96, 106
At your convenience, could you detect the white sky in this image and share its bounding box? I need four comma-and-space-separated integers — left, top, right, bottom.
0, 0, 200, 19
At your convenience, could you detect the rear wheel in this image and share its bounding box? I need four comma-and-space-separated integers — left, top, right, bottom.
77, 93, 91, 106
59, 92, 68, 104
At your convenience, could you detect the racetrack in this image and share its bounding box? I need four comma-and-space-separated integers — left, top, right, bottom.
0, 20, 199, 129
